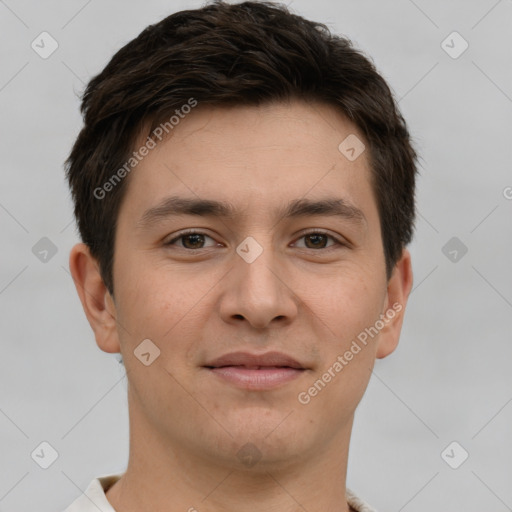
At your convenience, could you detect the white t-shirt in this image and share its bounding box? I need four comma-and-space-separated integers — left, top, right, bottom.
63, 473, 377, 512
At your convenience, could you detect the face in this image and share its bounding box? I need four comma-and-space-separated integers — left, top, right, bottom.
73, 99, 412, 472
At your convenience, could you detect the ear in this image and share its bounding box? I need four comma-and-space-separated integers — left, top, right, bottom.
68, 243, 121, 354
375, 248, 413, 359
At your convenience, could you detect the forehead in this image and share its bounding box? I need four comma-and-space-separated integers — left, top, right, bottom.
119, 100, 376, 225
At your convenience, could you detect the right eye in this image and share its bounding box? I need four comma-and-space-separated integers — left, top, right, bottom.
164, 230, 220, 250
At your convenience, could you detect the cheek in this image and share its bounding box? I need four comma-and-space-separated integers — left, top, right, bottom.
299, 278, 382, 420
114, 268, 183, 352
307, 268, 385, 345
115, 266, 217, 373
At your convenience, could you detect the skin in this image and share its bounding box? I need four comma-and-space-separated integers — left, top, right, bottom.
69, 98, 413, 512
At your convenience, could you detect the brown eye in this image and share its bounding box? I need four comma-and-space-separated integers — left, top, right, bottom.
304, 233, 329, 249
294, 231, 342, 250
181, 233, 206, 249
165, 231, 217, 249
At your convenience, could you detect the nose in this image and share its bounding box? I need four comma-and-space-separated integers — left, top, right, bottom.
218, 237, 299, 330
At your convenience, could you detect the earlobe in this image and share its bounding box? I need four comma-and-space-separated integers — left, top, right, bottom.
68, 243, 121, 354
375, 248, 413, 359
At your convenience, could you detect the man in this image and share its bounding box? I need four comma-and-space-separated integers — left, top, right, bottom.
64, 1, 417, 510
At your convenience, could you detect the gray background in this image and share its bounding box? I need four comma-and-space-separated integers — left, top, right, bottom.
1, 0, 511, 510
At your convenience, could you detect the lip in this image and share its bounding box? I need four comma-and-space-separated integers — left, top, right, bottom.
205, 351, 304, 369
203, 351, 307, 390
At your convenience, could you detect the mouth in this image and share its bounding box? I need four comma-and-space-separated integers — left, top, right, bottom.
203, 351, 307, 390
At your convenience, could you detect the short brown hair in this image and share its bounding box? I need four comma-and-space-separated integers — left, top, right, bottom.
65, 0, 418, 296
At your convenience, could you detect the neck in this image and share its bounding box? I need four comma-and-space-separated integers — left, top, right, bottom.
107, 393, 355, 512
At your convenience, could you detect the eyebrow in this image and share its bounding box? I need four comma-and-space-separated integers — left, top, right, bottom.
137, 195, 367, 229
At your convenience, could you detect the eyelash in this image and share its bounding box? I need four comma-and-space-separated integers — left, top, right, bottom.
164, 229, 346, 251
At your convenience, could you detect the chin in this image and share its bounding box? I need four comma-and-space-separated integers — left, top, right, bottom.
217, 411, 307, 463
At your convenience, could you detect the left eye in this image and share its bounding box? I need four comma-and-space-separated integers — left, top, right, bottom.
293, 232, 341, 249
